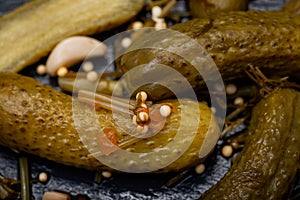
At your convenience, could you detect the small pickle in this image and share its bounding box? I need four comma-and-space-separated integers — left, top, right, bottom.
200, 89, 300, 199
0, 0, 144, 73
0, 73, 220, 173
119, 11, 300, 100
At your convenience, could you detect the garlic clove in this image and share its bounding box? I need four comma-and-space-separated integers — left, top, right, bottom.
46, 36, 107, 76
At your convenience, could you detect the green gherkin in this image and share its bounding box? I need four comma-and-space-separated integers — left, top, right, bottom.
0, 73, 220, 173
200, 89, 300, 200
0, 0, 144, 73
119, 11, 300, 100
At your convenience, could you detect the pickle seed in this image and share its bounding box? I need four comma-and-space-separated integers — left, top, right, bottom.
226, 83, 237, 95
136, 91, 148, 102
36, 64, 47, 75
138, 111, 149, 122
57, 66, 68, 77
222, 145, 233, 158
160, 105, 171, 117
195, 163, 205, 174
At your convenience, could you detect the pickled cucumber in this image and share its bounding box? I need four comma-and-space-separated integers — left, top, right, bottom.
200, 89, 300, 199
119, 11, 300, 100
0, 73, 220, 172
0, 0, 144, 73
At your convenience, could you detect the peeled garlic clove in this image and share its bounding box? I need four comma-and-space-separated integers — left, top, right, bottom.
46, 36, 107, 76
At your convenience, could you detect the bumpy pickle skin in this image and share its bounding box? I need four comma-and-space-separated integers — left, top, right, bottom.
282, 0, 300, 15
200, 89, 300, 200
0, 0, 144, 73
119, 11, 300, 100
0, 73, 219, 172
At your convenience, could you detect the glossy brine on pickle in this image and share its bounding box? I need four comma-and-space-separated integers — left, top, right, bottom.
0, 0, 144, 73
200, 89, 300, 199
0, 73, 219, 172
119, 11, 300, 100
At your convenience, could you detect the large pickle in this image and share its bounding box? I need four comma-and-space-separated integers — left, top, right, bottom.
200, 88, 300, 199
0, 73, 220, 173
119, 11, 300, 100
0, 0, 144, 73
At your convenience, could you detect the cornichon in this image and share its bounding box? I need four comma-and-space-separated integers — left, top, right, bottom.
0, 73, 220, 173
0, 0, 144, 73
200, 88, 300, 199
119, 11, 300, 100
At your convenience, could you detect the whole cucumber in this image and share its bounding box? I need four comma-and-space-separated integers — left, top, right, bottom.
119, 11, 300, 100
0, 73, 219, 172
200, 89, 300, 199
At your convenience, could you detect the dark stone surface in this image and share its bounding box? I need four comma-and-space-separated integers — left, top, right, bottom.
0, 143, 232, 199
0, 0, 298, 199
